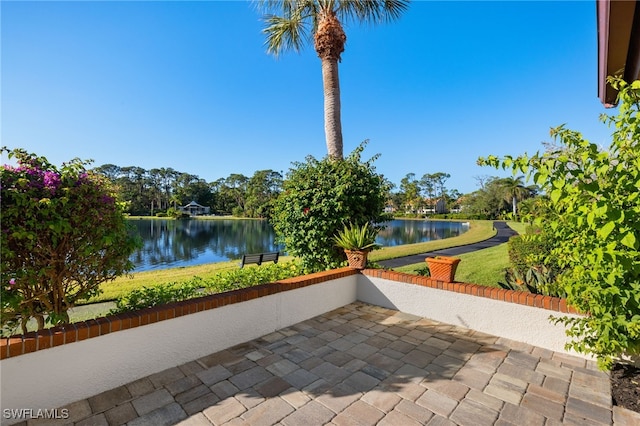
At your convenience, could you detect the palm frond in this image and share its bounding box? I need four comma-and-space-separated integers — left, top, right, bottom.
337, 0, 410, 24
258, 0, 318, 55
262, 14, 310, 55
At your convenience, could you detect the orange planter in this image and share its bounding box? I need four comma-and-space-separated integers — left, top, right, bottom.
426, 256, 461, 282
344, 250, 369, 270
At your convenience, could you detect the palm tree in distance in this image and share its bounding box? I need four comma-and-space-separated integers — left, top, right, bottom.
498, 176, 536, 219
257, 0, 410, 159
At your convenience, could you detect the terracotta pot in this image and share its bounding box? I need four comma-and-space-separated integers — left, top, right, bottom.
425, 256, 461, 282
344, 249, 369, 270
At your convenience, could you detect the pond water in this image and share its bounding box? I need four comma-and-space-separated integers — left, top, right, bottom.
128, 218, 469, 272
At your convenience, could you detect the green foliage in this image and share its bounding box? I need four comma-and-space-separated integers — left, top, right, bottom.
109, 262, 302, 313
479, 78, 640, 369
498, 266, 565, 297
206, 261, 301, 293
507, 234, 555, 275
415, 265, 431, 277
109, 279, 203, 314
1, 148, 140, 334
270, 141, 392, 272
333, 222, 381, 251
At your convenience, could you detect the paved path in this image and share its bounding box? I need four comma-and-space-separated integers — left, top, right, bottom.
36, 302, 639, 426
378, 221, 519, 269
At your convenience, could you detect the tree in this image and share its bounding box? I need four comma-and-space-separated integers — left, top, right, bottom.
222, 174, 249, 216
460, 177, 510, 219
172, 173, 213, 208
116, 166, 152, 215
1, 148, 140, 333
270, 141, 391, 272
420, 173, 436, 212
399, 173, 421, 214
496, 176, 536, 219
258, 0, 409, 159
245, 170, 283, 218
479, 78, 640, 369
420, 172, 449, 213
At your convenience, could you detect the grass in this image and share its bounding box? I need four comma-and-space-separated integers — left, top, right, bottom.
395, 244, 509, 287
393, 220, 527, 287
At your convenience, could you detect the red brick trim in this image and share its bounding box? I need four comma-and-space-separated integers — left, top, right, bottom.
0, 267, 358, 360
361, 269, 580, 315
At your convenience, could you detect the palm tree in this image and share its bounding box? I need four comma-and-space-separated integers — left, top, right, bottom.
258, 0, 409, 159
498, 176, 536, 219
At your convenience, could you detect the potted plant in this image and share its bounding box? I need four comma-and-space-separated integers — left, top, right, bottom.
334, 222, 380, 269
425, 256, 461, 282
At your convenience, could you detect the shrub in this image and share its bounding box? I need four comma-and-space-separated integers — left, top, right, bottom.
415, 265, 431, 277
155, 212, 168, 217
479, 78, 640, 369
109, 279, 203, 314
109, 261, 302, 313
271, 141, 392, 272
498, 266, 565, 297
507, 233, 555, 275
206, 261, 302, 293
1, 148, 140, 334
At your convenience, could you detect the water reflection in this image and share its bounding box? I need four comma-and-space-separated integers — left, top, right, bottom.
128, 219, 282, 271
376, 220, 469, 246
128, 219, 468, 272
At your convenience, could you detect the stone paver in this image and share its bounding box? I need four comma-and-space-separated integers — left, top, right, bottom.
131, 389, 175, 416
36, 302, 626, 426
87, 386, 132, 413
128, 403, 187, 426
239, 397, 294, 426
331, 400, 385, 425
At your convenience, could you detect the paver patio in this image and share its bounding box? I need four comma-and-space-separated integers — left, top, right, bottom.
21, 302, 639, 425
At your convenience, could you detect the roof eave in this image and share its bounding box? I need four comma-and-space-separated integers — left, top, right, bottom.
597, 0, 640, 107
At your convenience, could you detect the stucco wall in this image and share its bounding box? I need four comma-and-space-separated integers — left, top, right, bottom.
356, 274, 585, 357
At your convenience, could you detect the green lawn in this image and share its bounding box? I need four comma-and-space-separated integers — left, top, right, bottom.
395, 243, 509, 288
395, 220, 527, 287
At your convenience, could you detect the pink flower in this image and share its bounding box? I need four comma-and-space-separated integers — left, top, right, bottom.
9, 278, 15, 286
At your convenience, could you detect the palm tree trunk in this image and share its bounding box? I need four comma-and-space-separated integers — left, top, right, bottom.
321, 58, 343, 159
512, 195, 517, 217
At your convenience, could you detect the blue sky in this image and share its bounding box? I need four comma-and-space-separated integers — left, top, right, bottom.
2, 1, 614, 194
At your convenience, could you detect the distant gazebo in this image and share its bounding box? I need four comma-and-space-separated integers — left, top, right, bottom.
179, 201, 210, 216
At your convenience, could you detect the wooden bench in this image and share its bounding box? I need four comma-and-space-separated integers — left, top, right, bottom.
240, 252, 279, 268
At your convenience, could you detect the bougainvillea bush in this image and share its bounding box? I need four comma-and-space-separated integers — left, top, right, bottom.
1, 148, 140, 334
479, 78, 640, 369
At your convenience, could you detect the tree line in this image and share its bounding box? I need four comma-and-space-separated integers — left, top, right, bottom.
93, 163, 538, 221
92, 164, 283, 218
